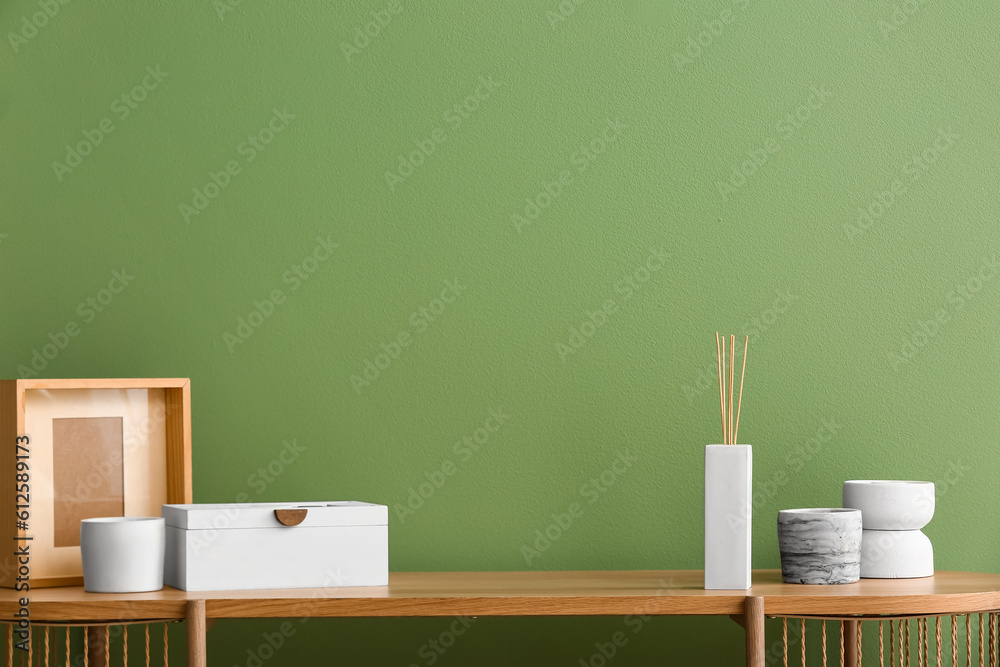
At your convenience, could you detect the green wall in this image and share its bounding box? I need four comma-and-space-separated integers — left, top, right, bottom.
3, 0, 999, 664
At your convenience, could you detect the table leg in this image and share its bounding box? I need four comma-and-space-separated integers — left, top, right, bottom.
845, 619, 859, 667
745, 596, 765, 667
86, 626, 107, 666
186, 600, 207, 667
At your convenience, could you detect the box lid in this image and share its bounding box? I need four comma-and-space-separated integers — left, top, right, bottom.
161, 501, 387, 530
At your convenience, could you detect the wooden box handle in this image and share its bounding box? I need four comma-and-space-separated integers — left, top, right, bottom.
274, 509, 308, 526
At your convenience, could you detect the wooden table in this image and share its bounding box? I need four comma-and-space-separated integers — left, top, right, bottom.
4, 570, 1000, 667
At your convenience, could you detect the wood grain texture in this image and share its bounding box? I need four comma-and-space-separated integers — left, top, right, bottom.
187, 600, 207, 667
86, 626, 107, 666
164, 381, 192, 504
2, 571, 999, 623
17, 379, 192, 390
844, 619, 859, 667
273, 508, 308, 526
745, 596, 765, 667
755, 570, 1000, 616
0, 381, 17, 588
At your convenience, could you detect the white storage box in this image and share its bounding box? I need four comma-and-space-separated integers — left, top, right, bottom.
162, 501, 388, 591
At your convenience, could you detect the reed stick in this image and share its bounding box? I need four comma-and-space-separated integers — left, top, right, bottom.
734, 335, 748, 445
722, 335, 729, 445
716, 333, 726, 445
729, 334, 735, 445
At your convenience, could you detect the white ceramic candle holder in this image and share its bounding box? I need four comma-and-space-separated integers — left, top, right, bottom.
80, 517, 165, 593
843, 480, 935, 579
777, 508, 862, 584
843, 480, 934, 530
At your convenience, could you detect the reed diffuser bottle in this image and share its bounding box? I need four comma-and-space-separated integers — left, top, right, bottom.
704, 334, 752, 590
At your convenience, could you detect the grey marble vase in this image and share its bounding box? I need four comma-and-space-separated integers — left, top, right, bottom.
777, 508, 862, 584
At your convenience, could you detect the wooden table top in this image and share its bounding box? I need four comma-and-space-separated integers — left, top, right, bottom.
5, 570, 1000, 623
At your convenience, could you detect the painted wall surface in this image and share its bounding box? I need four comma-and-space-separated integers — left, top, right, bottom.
3, 0, 999, 664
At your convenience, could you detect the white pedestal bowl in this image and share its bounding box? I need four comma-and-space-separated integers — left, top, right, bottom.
843, 480, 934, 530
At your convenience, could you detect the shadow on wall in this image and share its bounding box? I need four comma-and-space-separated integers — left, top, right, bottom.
209, 615, 743, 667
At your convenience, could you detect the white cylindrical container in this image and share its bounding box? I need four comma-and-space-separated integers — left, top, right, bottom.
704, 444, 752, 590
80, 517, 165, 593
777, 508, 862, 584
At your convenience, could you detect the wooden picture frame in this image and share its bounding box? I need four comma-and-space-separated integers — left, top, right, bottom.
0, 379, 192, 588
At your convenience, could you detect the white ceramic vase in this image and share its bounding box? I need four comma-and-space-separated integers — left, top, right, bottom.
80, 517, 165, 593
843, 480, 935, 578
704, 444, 752, 590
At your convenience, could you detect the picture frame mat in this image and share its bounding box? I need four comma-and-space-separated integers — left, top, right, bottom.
24, 387, 167, 580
